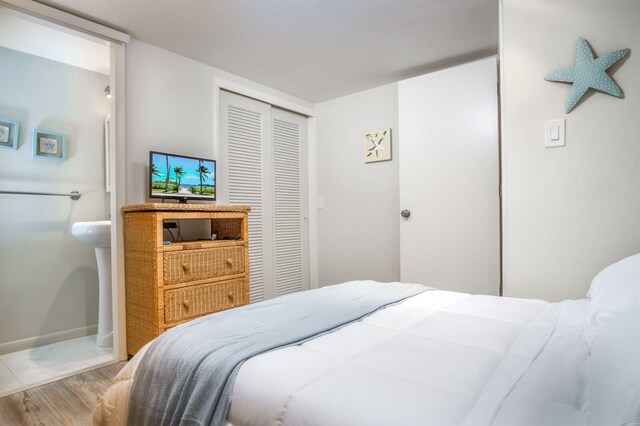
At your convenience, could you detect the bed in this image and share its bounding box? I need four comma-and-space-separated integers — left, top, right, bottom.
95, 254, 640, 426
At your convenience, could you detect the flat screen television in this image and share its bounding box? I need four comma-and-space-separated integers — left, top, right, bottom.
149, 151, 216, 202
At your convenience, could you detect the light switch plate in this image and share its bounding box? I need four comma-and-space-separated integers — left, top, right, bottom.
317, 196, 324, 209
545, 119, 565, 148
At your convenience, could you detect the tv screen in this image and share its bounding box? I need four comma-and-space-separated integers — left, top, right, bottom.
149, 151, 216, 202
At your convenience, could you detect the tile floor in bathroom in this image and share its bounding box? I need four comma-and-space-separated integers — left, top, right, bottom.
0, 335, 114, 398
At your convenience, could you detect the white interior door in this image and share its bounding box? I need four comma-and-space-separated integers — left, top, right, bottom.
271, 107, 310, 296
220, 91, 309, 302
399, 57, 500, 295
220, 91, 274, 302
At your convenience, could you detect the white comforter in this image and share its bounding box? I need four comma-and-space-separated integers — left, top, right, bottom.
96, 288, 590, 426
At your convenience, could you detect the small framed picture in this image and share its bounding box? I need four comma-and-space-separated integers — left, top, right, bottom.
0, 118, 20, 150
364, 128, 392, 163
33, 129, 67, 160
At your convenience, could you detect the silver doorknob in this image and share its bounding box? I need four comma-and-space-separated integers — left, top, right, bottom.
400, 209, 411, 218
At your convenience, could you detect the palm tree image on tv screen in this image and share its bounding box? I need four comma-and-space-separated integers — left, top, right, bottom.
151, 153, 215, 198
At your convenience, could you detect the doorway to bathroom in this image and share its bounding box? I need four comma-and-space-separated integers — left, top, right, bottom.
0, 5, 124, 397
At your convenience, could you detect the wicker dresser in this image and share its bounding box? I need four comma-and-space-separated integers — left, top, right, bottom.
122, 203, 250, 356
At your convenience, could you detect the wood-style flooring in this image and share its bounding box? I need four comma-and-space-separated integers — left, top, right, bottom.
0, 362, 126, 426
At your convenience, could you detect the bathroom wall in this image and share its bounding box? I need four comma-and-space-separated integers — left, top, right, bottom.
0, 46, 110, 352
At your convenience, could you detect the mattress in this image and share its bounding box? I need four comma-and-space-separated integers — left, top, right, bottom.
94, 288, 590, 426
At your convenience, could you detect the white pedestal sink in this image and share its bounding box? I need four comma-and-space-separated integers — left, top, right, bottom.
71, 221, 112, 347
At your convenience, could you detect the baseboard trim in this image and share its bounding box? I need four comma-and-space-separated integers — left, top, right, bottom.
0, 324, 98, 355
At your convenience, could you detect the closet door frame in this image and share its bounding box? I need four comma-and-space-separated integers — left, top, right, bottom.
213, 78, 318, 293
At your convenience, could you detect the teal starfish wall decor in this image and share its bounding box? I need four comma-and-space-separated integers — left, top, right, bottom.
544, 38, 630, 113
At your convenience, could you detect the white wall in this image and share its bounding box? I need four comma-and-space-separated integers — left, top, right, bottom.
315, 84, 400, 286
124, 39, 314, 205
501, 0, 640, 301
125, 40, 215, 204
0, 47, 110, 350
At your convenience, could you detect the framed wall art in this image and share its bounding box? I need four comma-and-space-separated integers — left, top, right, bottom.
33, 129, 67, 160
364, 128, 392, 163
0, 118, 20, 150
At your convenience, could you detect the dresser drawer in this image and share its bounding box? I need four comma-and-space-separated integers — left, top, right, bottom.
164, 278, 245, 324
163, 246, 245, 285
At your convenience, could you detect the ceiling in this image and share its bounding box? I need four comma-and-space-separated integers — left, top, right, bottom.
39, 0, 498, 103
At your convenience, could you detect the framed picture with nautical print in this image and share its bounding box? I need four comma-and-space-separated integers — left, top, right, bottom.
364, 128, 392, 163
33, 129, 67, 160
0, 118, 20, 150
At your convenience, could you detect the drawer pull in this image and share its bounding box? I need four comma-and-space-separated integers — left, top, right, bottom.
183, 299, 191, 309
227, 292, 234, 302
226, 258, 233, 266
182, 262, 190, 272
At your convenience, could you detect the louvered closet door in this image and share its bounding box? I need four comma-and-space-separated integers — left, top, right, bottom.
220, 91, 309, 302
271, 108, 309, 296
220, 91, 274, 302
